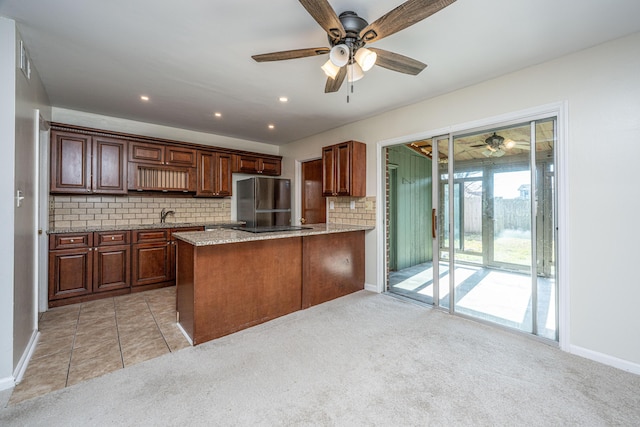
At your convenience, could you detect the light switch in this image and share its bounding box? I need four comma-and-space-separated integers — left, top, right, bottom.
350, 200, 356, 210
329, 201, 335, 210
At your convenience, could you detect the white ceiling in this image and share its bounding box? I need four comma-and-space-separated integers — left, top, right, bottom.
2, 0, 640, 145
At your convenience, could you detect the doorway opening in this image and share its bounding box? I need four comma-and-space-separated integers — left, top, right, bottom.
301, 158, 326, 225
386, 118, 558, 341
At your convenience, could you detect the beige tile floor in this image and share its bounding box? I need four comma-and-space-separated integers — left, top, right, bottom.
9, 287, 190, 405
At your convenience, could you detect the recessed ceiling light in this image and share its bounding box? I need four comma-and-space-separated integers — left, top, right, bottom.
214, 112, 222, 118
278, 96, 288, 103
140, 95, 149, 101
268, 124, 275, 129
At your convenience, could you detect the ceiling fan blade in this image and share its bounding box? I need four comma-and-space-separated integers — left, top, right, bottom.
360, 0, 456, 43
299, 0, 346, 41
252, 47, 330, 62
325, 67, 346, 93
368, 48, 427, 75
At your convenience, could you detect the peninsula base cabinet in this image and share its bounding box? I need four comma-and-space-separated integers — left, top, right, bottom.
48, 231, 131, 307
176, 230, 365, 345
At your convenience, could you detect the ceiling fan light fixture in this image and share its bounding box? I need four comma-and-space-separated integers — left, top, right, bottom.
504, 139, 516, 149
329, 44, 349, 67
485, 132, 505, 147
347, 63, 364, 82
321, 59, 341, 79
355, 47, 377, 71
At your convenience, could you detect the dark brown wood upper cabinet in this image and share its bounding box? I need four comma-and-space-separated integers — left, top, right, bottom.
166, 146, 197, 167
129, 141, 196, 167
322, 140, 366, 197
196, 150, 232, 197
92, 137, 128, 194
50, 131, 127, 195
233, 154, 281, 176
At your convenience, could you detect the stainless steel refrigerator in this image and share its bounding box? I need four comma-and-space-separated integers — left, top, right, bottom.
236, 177, 292, 228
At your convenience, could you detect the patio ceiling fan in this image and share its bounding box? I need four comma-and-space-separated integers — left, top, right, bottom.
251, 0, 457, 93
471, 133, 531, 158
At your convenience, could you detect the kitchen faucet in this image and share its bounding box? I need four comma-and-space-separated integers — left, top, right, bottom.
160, 208, 175, 223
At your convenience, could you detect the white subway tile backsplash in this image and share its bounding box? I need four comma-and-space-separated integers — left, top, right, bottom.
49, 195, 232, 229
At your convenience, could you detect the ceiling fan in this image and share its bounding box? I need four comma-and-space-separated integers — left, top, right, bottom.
252, 0, 457, 93
471, 132, 532, 158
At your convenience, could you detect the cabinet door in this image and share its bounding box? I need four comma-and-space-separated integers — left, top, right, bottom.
49, 248, 93, 300
335, 142, 352, 196
235, 155, 260, 174
131, 242, 172, 287
216, 153, 233, 196
93, 137, 128, 194
93, 245, 130, 292
128, 141, 164, 164
260, 158, 281, 176
166, 146, 196, 167
321, 146, 336, 196
50, 131, 92, 194
196, 151, 215, 196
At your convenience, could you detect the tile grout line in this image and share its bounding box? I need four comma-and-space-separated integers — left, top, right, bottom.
64, 304, 82, 388
114, 297, 126, 369
145, 295, 172, 352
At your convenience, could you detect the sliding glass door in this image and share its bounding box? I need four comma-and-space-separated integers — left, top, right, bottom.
387, 117, 557, 341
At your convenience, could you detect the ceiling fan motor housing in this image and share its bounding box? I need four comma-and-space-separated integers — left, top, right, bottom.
328, 11, 369, 53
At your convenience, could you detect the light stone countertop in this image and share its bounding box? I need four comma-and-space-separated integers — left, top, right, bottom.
47, 220, 244, 234
172, 223, 374, 246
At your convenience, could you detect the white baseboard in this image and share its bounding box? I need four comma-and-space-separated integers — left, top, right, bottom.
569, 344, 640, 375
0, 376, 15, 391
13, 330, 40, 384
364, 282, 379, 293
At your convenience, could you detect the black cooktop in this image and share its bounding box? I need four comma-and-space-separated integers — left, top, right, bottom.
232, 225, 312, 234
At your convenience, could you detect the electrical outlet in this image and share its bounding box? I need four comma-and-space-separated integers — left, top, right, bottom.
49, 199, 55, 212
350, 200, 356, 210
329, 201, 335, 210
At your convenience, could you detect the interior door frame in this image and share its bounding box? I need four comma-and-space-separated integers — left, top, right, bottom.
294, 156, 324, 226
37, 112, 50, 312
376, 101, 569, 350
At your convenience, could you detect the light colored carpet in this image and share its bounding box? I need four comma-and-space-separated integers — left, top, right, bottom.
1, 291, 639, 426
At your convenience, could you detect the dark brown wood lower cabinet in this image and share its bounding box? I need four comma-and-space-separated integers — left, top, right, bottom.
49, 248, 93, 301
93, 245, 130, 292
131, 241, 172, 288
49, 230, 132, 307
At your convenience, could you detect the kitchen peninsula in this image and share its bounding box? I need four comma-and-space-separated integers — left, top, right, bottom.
173, 224, 371, 345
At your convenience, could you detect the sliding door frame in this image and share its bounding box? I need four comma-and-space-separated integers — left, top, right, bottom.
376, 102, 569, 349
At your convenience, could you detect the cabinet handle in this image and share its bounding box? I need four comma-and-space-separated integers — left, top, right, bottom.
432, 209, 437, 239
111, 236, 115, 240
70, 239, 74, 243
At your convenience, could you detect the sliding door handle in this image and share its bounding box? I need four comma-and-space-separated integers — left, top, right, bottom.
432, 209, 437, 239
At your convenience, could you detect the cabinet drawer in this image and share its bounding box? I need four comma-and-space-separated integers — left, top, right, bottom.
94, 230, 131, 246
49, 233, 93, 250
133, 229, 170, 243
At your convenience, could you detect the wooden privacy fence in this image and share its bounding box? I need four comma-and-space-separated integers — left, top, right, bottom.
464, 197, 530, 234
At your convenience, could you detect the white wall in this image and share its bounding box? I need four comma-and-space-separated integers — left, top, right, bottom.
0, 16, 17, 390
279, 32, 640, 369
0, 17, 52, 390
52, 108, 280, 156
